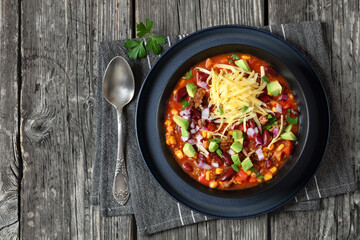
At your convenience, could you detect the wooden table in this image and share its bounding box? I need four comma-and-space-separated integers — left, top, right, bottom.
0, 0, 359, 239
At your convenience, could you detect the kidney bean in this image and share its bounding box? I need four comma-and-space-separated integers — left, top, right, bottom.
290, 109, 299, 116
259, 94, 270, 102
221, 152, 233, 166
248, 119, 256, 129
264, 65, 278, 77
173, 87, 187, 102
264, 159, 273, 169
197, 153, 206, 164
209, 152, 223, 164
218, 168, 235, 181
262, 129, 271, 147
191, 108, 201, 120
275, 112, 281, 118
196, 71, 209, 83
183, 162, 193, 172
243, 139, 249, 147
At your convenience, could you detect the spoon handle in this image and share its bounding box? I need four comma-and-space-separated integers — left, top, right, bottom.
113, 109, 130, 205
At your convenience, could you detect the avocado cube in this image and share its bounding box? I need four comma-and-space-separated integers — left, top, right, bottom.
183, 143, 196, 157
232, 130, 243, 141
230, 141, 243, 153
231, 154, 241, 166
209, 142, 219, 152
181, 127, 190, 137
284, 125, 292, 132
235, 59, 251, 72
186, 83, 197, 97
173, 115, 189, 129
267, 81, 282, 96
241, 157, 253, 172
280, 132, 297, 141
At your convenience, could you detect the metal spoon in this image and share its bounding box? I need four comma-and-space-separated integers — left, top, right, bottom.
103, 56, 135, 205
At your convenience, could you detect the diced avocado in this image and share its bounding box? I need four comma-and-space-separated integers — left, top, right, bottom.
231, 154, 241, 166
235, 59, 251, 72
173, 115, 189, 129
216, 149, 222, 157
267, 81, 282, 96
181, 127, 190, 137
281, 132, 297, 141
186, 83, 197, 97
231, 164, 239, 172
232, 130, 243, 141
183, 143, 196, 157
230, 141, 243, 153
284, 125, 292, 132
241, 157, 253, 172
209, 142, 219, 152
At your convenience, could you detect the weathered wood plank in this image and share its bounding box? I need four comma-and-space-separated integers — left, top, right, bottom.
0, 0, 19, 239
20, 0, 133, 239
135, 1, 267, 239
269, 0, 360, 239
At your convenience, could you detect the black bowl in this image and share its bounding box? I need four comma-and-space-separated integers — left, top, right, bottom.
136, 25, 329, 218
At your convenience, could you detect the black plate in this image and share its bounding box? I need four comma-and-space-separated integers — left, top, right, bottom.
136, 25, 329, 218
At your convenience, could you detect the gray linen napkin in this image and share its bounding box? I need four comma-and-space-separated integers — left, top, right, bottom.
91, 21, 356, 235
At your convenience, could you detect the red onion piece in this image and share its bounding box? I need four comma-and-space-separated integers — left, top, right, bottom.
181, 136, 189, 141
178, 126, 181, 132
190, 129, 196, 134
255, 136, 262, 145
201, 107, 210, 119
198, 161, 212, 170
195, 126, 200, 132
188, 139, 196, 145
195, 132, 203, 142
190, 121, 195, 129
256, 148, 265, 161
279, 94, 288, 101
196, 71, 209, 82
228, 149, 235, 155
276, 103, 283, 114
180, 107, 191, 117
273, 127, 279, 137
197, 81, 210, 90
211, 162, 219, 168
202, 126, 209, 131
247, 127, 255, 138
254, 127, 259, 136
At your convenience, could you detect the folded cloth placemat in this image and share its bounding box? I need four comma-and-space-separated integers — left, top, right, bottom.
90, 21, 356, 236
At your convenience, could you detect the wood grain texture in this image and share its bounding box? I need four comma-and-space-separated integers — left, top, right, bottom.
20, 0, 133, 239
0, 0, 19, 239
268, 0, 360, 239
135, 1, 267, 239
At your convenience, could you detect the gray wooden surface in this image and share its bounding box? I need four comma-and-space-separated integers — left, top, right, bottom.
0, 0, 358, 239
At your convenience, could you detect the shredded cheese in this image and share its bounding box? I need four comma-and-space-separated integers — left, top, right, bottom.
205, 64, 267, 135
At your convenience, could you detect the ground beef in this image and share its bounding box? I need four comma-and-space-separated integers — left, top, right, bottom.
259, 115, 268, 125
197, 119, 206, 128
220, 136, 234, 151
190, 89, 206, 108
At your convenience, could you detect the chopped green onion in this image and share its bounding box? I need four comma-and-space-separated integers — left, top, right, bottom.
218, 106, 224, 115
256, 172, 264, 179
239, 119, 243, 124
242, 105, 249, 113
184, 70, 192, 79
232, 164, 239, 172
216, 149, 222, 158
262, 75, 270, 83
264, 121, 278, 130
286, 113, 298, 125
208, 138, 221, 143
179, 99, 190, 109
249, 167, 255, 172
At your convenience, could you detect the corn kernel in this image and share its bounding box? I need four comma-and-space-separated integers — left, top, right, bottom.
251, 172, 256, 178
228, 130, 233, 136
215, 168, 223, 175
203, 140, 210, 149
171, 109, 178, 115
206, 132, 212, 139
166, 139, 170, 145
270, 167, 277, 173
202, 131, 207, 138
242, 55, 251, 60
209, 181, 218, 188
272, 107, 277, 112
277, 144, 285, 151
165, 120, 172, 126
175, 150, 184, 159
170, 136, 176, 145
173, 89, 178, 95
205, 171, 211, 181
167, 126, 174, 132
263, 152, 268, 158
268, 144, 274, 150
257, 178, 263, 183
264, 174, 273, 181
246, 170, 251, 176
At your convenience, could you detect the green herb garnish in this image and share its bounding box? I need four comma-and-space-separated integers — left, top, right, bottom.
231, 164, 239, 172
264, 121, 278, 130
218, 106, 224, 115
239, 119, 243, 124
229, 54, 239, 64
208, 138, 221, 143
242, 105, 249, 113
286, 113, 298, 125
256, 172, 264, 179
124, 18, 165, 60
179, 99, 190, 109
216, 149, 222, 158
184, 70, 192, 79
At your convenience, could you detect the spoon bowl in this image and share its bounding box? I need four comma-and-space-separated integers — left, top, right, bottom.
103, 56, 135, 205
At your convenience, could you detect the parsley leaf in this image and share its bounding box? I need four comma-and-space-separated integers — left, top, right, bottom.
229, 54, 239, 64
179, 99, 190, 108
184, 70, 192, 79
124, 18, 165, 60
